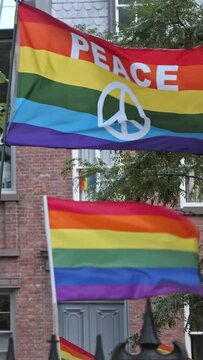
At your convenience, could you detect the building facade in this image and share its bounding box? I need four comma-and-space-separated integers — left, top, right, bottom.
0, 1, 203, 359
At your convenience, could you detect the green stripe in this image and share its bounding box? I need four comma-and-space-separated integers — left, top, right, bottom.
17, 73, 203, 133
52, 249, 198, 268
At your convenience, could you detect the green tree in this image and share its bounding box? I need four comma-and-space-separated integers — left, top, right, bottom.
118, 0, 203, 48
62, 0, 203, 341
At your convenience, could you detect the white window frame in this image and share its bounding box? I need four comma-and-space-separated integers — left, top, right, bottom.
0, 290, 16, 359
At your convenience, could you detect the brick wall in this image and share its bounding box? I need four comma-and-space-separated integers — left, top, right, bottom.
2, 145, 203, 358
128, 299, 185, 349
1, 146, 72, 359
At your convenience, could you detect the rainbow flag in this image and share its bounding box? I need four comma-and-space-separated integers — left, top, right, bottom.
60, 337, 94, 360
79, 175, 96, 191
6, 3, 203, 154
45, 197, 203, 301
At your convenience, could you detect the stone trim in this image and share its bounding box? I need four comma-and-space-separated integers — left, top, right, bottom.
181, 207, 203, 215
0, 193, 20, 202
0, 278, 20, 288
0, 249, 20, 257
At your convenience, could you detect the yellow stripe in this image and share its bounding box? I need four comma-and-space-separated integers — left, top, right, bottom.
50, 229, 198, 253
19, 47, 203, 114
159, 348, 170, 354
60, 350, 80, 360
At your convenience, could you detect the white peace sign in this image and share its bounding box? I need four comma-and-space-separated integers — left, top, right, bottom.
98, 82, 151, 141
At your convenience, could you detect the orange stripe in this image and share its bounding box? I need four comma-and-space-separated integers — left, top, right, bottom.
19, 22, 72, 58
60, 345, 93, 360
19, 22, 203, 90
48, 211, 198, 239
19, 21, 95, 62
179, 65, 203, 90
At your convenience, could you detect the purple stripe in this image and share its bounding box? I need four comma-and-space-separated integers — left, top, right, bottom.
56, 283, 203, 301
6, 123, 203, 154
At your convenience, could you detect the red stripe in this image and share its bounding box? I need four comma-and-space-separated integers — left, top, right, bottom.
47, 198, 199, 238
18, 21, 203, 90
19, 3, 66, 27
19, 3, 203, 66
47, 197, 189, 219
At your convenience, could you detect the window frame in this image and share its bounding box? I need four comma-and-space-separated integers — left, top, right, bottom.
0, 290, 16, 359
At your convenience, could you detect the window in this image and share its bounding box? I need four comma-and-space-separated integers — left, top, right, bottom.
0, 0, 15, 30
185, 171, 203, 203
0, 29, 16, 194
185, 303, 203, 360
180, 171, 203, 209
35, 0, 51, 13
72, 150, 115, 200
190, 308, 203, 359
115, 0, 130, 27
0, 291, 15, 360
115, 0, 144, 32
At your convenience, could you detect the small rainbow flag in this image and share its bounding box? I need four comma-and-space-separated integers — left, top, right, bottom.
79, 175, 96, 192
6, 3, 203, 154
46, 197, 203, 301
158, 344, 173, 354
60, 337, 94, 360
158, 344, 191, 358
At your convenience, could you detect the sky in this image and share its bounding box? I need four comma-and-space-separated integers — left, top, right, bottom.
0, 0, 16, 29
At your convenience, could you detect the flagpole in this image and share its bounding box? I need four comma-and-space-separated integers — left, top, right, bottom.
0, 0, 20, 197
43, 195, 60, 341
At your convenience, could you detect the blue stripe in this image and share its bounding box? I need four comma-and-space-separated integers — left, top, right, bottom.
54, 267, 202, 287
11, 98, 203, 141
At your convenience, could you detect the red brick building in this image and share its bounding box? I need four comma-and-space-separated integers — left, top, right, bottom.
0, 1, 203, 360
1, 144, 203, 360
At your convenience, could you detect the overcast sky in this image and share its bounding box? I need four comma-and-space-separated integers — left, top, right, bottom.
0, 0, 15, 29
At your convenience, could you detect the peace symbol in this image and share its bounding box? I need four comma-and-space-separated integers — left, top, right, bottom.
97, 82, 151, 141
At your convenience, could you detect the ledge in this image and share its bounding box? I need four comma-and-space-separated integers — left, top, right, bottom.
181, 207, 203, 215
0, 249, 20, 257
0, 278, 20, 288
0, 193, 20, 202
